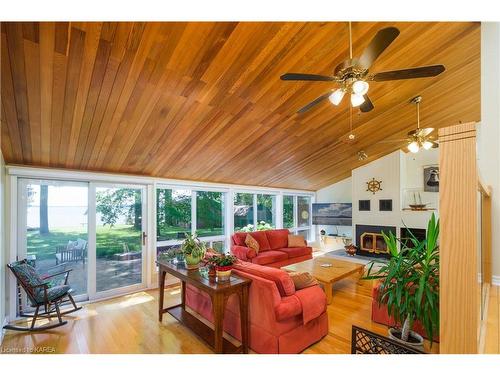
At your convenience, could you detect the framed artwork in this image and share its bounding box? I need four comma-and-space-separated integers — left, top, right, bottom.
423, 166, 439, 192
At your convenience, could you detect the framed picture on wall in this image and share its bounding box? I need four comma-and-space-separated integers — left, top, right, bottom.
423, 165, 439, 192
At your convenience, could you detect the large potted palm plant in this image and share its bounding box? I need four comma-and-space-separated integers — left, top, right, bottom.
364, 213, 439, 348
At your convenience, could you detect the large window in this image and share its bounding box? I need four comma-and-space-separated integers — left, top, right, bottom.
283, 195, 294, 229
233, 193, 254, 231
233, 192, 277, 232
196, 191, 224, 237
156, 187, 226, 254
156, 189, 191, 241
281, 194, 312, 240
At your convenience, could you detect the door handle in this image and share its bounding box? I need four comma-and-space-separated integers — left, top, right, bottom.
142, 232, 147, 246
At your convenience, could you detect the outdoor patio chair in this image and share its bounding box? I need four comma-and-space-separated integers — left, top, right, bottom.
4, 259, 82, 332
55, 238, 87, 265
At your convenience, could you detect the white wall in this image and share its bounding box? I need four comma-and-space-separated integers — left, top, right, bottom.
478, 22, 500, 279
0, 152, 6, 342
315, 177, 352, 237
316, 149, 439, 245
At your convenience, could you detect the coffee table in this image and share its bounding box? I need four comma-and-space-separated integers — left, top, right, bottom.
284, 256, 365, 304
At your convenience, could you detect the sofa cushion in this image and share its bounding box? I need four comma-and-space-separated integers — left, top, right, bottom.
244, 234, 260, 253
232, 232, 247, 246
265, 229, 289, 249
288, 271, 318, 290
288, 234, 306, 247
234, 260, 295, 297
251, 250, 288, 266
276, 246, 312, 258
250, 231, 271, 251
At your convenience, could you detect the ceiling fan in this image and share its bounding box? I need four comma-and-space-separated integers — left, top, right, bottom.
280, 22, 446, 114
379, 95, 439, 153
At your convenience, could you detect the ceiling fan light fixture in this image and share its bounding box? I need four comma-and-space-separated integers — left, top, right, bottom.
352, 80, 369, 95
408, 141, 420, 153
351, 93, 365, 107
422, 140, 433, 150
329, 89, 345, 106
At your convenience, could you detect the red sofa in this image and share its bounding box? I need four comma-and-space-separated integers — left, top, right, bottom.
185, 260, 328, 353
230, 229, 312, 268
371, 282, 439, 342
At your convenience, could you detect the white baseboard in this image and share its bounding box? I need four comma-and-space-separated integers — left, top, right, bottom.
1, 316, 8, 345
492, 275, 500, 286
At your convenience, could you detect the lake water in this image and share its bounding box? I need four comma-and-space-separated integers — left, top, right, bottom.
27, 206, 128, 229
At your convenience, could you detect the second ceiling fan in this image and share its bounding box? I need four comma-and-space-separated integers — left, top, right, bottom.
280, 22, 446, 114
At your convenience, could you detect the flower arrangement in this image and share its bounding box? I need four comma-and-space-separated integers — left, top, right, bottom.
207, 254, 237, 282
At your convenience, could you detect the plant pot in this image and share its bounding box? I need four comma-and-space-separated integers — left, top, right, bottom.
388, 328, 424, 349
344, 244, 357, 256
207, 264, 217, 278
216, 266, 232, 282
184, 254, 202, 269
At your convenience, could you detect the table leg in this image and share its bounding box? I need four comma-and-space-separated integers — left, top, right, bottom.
239, 285, 249, 354
158, 269, 166, 322
323, 282, 333, 305
211, 293, 226, 353
181, 280, 186, 310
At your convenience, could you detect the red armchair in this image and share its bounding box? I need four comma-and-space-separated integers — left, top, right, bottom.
185, 260, 328, 353
230, 229, 312, 268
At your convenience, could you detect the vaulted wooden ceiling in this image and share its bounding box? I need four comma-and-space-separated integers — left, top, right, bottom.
1, 22, 480, 190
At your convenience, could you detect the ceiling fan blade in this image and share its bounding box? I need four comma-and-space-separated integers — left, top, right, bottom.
297, 92, 332, 114
372, 65, 445, 82
359, 95, 374, 113
358, 27, 400, 70
281, 73, 335, 82
420, 127, 435, 137
431, 141, 439, 148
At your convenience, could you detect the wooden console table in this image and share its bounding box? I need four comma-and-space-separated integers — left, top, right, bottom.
156, 259, 251, 354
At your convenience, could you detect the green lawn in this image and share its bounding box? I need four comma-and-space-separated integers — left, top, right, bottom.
27, 224, 141, 260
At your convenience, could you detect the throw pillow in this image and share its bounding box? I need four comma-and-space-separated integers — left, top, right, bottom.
288, 234, 306, 247
245, 234, 260, 254
288, 271, 318, 290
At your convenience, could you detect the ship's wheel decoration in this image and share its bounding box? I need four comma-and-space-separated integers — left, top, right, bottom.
366, 178, 382, 194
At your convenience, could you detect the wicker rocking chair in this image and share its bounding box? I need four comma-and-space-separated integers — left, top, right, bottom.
4, 259, 82, 332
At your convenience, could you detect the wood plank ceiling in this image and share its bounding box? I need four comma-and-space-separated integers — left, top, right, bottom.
1, 22, 480, 190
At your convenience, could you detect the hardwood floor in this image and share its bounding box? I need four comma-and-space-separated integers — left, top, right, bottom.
485, 285, 500, 354
0, 276, 438, 354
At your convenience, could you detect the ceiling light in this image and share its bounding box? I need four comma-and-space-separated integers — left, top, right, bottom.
422, 141, 433, 150
351, 93, 365, 107
329, 89, 345, 106
408, 141, 420, 153
352, 80, 369, 96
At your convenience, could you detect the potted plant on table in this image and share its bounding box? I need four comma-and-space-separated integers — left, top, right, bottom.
181, 233, 206, 269
363, 213, 440, 348
208, 254, 237, 282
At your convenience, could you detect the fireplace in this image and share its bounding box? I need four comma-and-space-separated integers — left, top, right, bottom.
400, 228, 426, 249
355, 225, 396, 258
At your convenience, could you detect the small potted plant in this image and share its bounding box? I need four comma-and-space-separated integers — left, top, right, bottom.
208, 254, 237, 282
181, 233, 206, 269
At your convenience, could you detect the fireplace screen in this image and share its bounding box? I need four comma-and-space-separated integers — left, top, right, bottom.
360, 232, 389, 254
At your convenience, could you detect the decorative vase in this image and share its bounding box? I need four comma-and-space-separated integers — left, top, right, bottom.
216, 266, 232, 282
388, 328, 424, 349
344, 244, 357, 256
184, 254, 202, 269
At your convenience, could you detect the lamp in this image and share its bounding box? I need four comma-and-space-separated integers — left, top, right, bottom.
352, 80, 369, 96
422, 140, 433, 150
329, 89, 345, 105
407, 141, 420, 153
351, 93, 365, 107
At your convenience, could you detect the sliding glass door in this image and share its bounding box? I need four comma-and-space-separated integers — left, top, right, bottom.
17, 179, 147, 310
92, 184, 147, 297
17, 179, 90, 306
